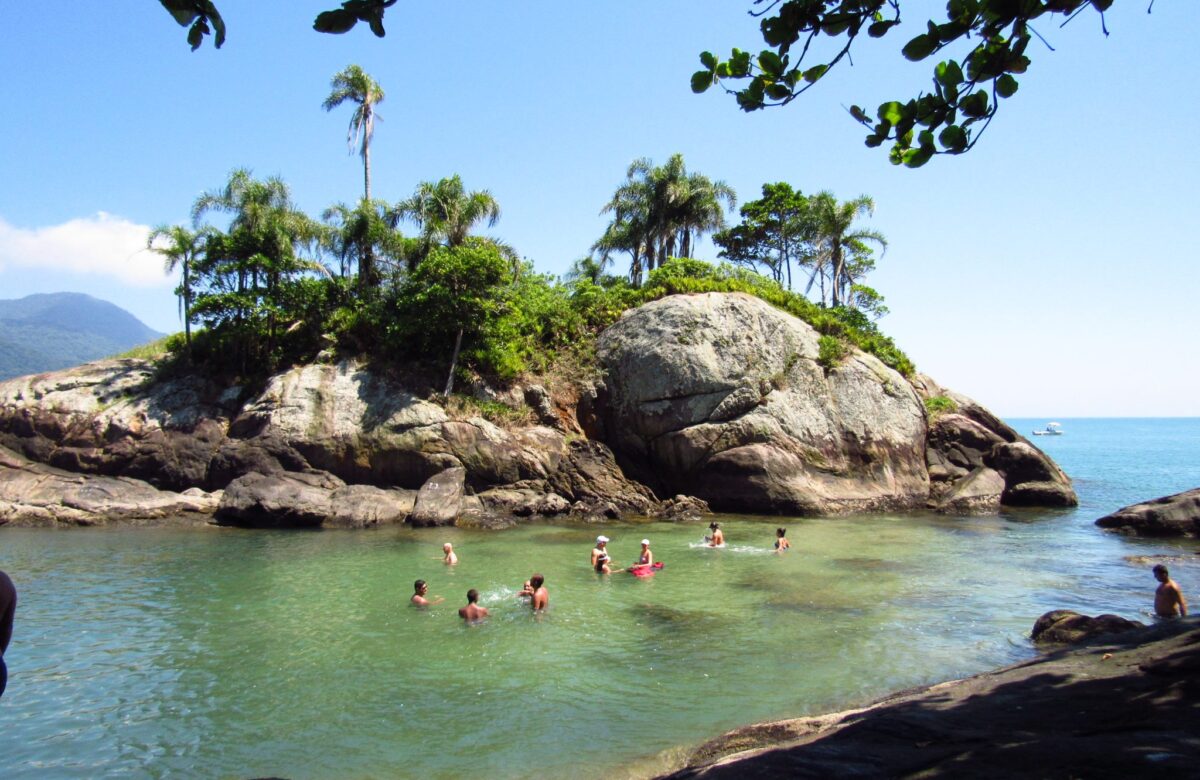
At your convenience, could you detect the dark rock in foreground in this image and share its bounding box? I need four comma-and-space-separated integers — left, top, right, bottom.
1096, 488, 1200, 538
1031, 609, 1145, 645
661, 618, 1200, 779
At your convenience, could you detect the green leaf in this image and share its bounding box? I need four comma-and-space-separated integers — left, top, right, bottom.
865, 133, 885, 148
902, 34, 937, 62
868, 20, 896, 38
700, 51, 718, 70
187, 19, 205, 50
314, 9, 358, 34
758, 50, 784, 77
960, 91, 990, 118
938, 124, 968, 151
731, 50, 752, 77
803, 65, 827, 83
715, 62, 732, 78
849, 105, 870, 124
691, 71, 715, 93
935, 60, 964, 87
159, 0, 199, 26
877, 101, 905, 125
765, 82, 792, 101
902, 146, 934, 168
996, 74, 1019, 98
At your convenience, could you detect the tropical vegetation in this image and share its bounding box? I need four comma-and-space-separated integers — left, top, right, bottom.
149, 66, 914, 397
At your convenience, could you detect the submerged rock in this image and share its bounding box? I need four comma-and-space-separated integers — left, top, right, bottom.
1096, 488, 1200, 537
1031, 609, 1146, 645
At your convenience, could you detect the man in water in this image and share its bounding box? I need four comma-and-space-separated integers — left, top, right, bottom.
411, 579, 444, 607
1153, 564, 1188, 617
0, 569, 14, 699
530, 574, 548, 611
443, 543, 458, 565
591, 535, 613, 573
707, 522, 725, 547
459, 589, 489, 622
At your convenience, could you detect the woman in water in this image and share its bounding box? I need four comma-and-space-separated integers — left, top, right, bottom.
706, 522, 725, 547
634, 539, 653, 567
591, 535, 613, 574
774, 528, 790, 552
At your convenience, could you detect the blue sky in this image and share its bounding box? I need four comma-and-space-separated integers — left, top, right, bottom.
1, 1, 1196, 416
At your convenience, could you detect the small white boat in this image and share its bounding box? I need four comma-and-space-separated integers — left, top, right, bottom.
1032, 422, 1064, 436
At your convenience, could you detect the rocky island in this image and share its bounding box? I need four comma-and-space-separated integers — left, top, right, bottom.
0, 292, 1074, 529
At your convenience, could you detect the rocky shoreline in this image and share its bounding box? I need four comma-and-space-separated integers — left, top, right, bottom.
0, 293, 1076, 528
659, 617, 1200, 779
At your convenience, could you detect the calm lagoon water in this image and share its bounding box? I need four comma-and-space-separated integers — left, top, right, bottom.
1, 417, 1198, 778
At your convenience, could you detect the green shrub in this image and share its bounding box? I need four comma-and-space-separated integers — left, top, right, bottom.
817, 335, 849, 370
923, 395, 957, 418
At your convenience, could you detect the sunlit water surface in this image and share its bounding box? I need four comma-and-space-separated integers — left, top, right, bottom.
1, 418, 1197, 778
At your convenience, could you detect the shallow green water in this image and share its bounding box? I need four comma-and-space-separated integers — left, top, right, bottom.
2, 507, 1195, 779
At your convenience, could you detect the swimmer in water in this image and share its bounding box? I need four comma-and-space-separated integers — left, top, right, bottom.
516, 580, 534, 599
591, 535, 613, 574
530, 574, 549, 611
443, 543, 458, 565
706, 522, 725, 547
458, 589, 489, 622
411, 579, 444, 607
774, 527, 790, 552
632, 539, 653, 567
1153, 564, 1188, 617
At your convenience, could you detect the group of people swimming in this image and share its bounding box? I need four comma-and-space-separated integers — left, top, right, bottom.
410, 522, 797, 622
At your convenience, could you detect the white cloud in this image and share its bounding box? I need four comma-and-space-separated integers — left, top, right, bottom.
0, 213, 168, 287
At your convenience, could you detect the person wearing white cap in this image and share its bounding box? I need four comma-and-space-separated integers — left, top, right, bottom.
634, 539, 653, 567
591, 535, 613, 574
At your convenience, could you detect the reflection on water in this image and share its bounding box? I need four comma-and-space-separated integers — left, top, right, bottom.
1, 419, 1198, 779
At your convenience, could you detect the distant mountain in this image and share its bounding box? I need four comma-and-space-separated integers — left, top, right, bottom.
0, 293, 165, 381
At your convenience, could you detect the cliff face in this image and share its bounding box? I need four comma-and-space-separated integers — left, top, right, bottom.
0, 292, 1075, 528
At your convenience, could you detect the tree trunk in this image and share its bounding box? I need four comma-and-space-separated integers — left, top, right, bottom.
363, 140, 372, 202
443, 328, 464, 396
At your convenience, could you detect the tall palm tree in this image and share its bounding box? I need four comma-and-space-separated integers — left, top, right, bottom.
147, 224, 207, 351
596, 154, 735, 285
322, 65, 385, 201
321, 198, 403, 291
390, 175, 501, 265
808, 192, 887, 308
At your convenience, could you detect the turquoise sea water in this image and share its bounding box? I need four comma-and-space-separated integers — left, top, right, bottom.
0, 417, 1197, 779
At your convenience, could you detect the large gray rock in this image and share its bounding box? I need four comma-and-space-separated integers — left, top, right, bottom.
409, 466, 466, 527
1096, 488, 1200, 537
599, 292, 929, 515
0, 445, 219, 526
0, 359, 235, 490
216, 470, 345, 528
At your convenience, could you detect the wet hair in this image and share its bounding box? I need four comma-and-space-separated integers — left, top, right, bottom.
467, 588, 480, 603
414, 579, 426, 592
530, 574, 544, 588
1154, 564, 1169, 576
710, 522, 720, 530
777, 528, 787, 537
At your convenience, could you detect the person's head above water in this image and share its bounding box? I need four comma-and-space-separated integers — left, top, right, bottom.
531, 573, 544, 588
596, 535, 608, 545
443, 543, 453, 552
1154, 564, 1170, 581
709, 522, 720, 531
777, 527, 786, 537
641, 539, 650, 547
466, 588, 479, 604
414, 579, 427, 594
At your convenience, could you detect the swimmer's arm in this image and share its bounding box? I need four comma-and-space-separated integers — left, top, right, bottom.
1176, 585, 1188, 616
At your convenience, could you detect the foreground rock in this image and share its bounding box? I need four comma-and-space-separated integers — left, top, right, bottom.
1096, 488, 1200, 537
1031, 609, 1146, 644
663, 618, 1200, 779
0, 445, 218, 527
